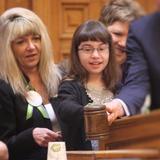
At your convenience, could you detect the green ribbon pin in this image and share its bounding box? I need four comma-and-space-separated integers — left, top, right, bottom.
26, 104, 49, 120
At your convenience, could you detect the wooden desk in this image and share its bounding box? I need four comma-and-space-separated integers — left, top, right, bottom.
67, 149, 160, 160
99, 109, 160, 149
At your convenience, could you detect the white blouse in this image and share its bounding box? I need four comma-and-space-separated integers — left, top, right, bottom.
44, 103, 61, 132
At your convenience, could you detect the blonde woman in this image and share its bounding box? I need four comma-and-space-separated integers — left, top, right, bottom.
0, 7, 61, 160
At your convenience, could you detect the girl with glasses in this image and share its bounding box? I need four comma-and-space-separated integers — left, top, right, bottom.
54, 20, 120, 150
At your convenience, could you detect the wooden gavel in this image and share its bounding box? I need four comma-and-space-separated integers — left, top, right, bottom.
84, 104, 109, 150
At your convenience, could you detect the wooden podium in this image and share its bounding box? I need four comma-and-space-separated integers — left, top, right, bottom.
84, 107, 160, 150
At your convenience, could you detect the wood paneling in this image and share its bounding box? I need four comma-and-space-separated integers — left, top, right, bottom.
0, 0, 157, 62
0, 0, 5, 14
57, 0, 106, 62
5, 0, 32, 9
59, 0, 90, 59
138, 0, 156, 13
32, 0, 58, 62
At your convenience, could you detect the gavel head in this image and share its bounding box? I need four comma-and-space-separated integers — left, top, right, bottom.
84, 104, 109, 140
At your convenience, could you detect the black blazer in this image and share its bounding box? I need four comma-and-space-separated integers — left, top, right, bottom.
0, 79, 54, 160
117, 12, 160, 113
54, 79, 92, 150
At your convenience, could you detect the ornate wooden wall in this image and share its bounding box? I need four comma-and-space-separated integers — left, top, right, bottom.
0, 0, 156, 63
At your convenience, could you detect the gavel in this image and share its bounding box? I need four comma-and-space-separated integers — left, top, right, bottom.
84, 104, 109, 150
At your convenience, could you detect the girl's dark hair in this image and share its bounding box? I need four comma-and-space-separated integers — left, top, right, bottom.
69, 20, 120, 91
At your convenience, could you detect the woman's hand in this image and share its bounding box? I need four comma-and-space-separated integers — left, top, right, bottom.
32, 128, 61, 147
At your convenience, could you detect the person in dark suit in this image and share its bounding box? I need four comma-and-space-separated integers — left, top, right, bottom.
103, 0, 160, 123
99, 0, 146, 124
0, 141, 8, 160
0, 7, 62, 160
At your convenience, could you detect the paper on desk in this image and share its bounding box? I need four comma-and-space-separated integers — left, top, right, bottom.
47, 142, 67, 160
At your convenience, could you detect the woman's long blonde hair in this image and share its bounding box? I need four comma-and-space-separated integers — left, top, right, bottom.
0, 7, 61, 97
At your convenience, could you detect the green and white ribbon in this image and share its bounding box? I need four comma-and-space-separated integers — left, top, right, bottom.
26, 104, 49, 120
25, 90, 49, 120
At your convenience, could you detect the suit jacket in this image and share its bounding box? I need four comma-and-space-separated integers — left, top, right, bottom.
117, 12, 160, 113
0, 79, 55, 160
54, 79, 92, 150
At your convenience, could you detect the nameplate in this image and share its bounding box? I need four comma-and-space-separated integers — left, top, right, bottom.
47, 142, 67, 160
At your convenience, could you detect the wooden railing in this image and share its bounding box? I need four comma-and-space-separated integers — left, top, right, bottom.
103, 109, 160, 150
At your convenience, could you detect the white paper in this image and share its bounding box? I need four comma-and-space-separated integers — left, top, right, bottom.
47, 142, 67, 160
